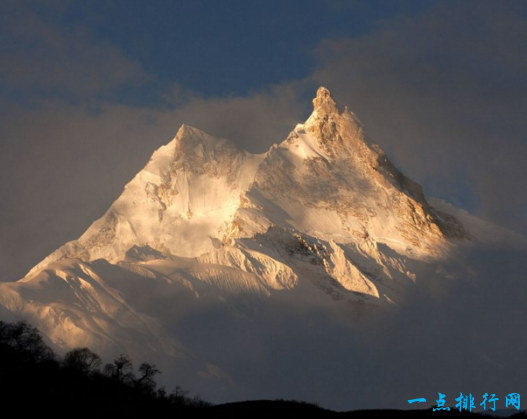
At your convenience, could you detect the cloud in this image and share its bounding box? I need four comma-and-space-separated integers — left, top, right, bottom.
310, 0, 527, 234
100, 240, 527, 411
163, 83, 309, 153
0, 1, 148, 101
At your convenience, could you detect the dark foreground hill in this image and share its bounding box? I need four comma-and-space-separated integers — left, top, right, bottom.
1, 320, 525, 418
210, 400, 526, 418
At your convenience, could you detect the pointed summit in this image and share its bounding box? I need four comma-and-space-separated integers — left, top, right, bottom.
313, 86, 336, 108
304, 86, 352, 139
304, 86, 357, 151
312, 86, 340, 115
175, 123, 190, 138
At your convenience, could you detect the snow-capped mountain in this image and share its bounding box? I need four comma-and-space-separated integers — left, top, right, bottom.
0, 87, 521, 404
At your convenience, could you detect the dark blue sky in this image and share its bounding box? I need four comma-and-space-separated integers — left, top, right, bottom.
63, 0, 431, 98
1, 0, 434, 106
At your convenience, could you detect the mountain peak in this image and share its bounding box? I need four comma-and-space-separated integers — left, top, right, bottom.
175, 123, 201, 140
314, 85, 332, 100
312, 86, 339, 115
27, 85, 469, 279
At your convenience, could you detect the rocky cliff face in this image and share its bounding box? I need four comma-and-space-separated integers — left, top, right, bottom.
230, 87, 467, 256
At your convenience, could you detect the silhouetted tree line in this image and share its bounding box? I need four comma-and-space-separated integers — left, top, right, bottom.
0, 320, 210, 417
3, 320, 506, 418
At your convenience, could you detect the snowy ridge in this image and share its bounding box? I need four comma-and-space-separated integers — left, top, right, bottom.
30, 125, 266, 272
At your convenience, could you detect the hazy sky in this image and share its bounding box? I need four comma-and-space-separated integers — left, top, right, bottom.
0, 0, 526, 285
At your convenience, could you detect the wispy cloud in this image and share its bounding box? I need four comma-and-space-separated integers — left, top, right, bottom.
0, 1, 148, 102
